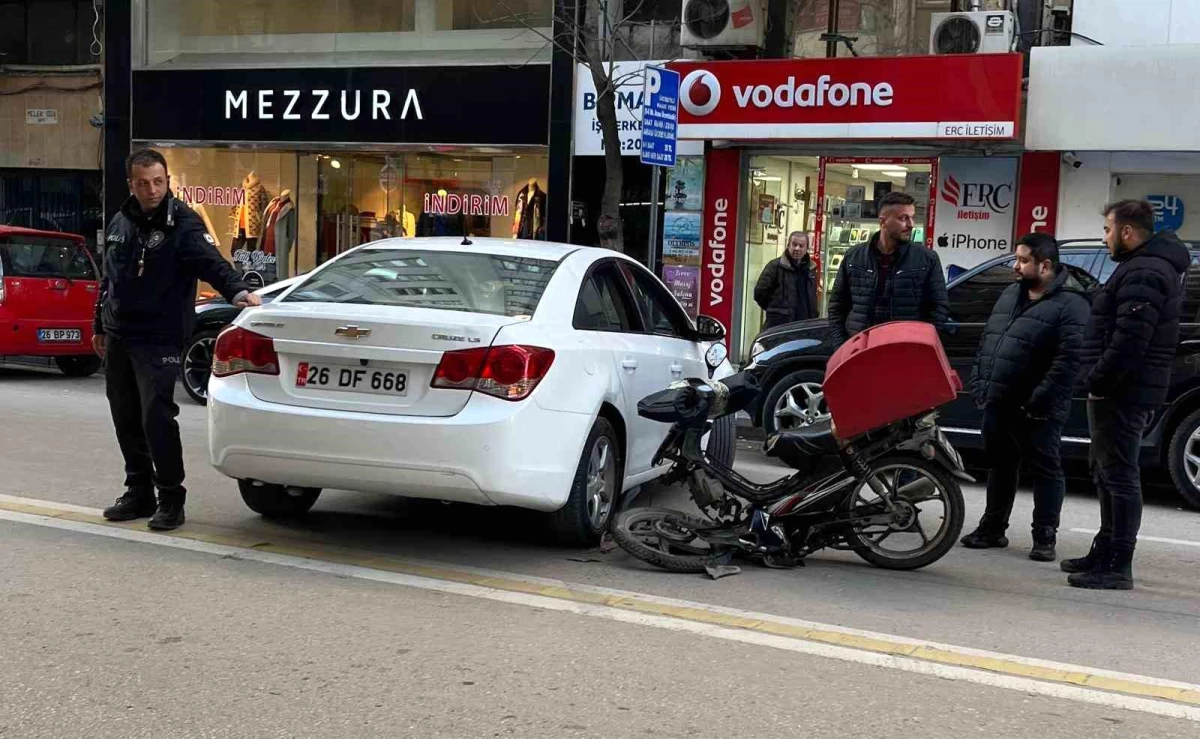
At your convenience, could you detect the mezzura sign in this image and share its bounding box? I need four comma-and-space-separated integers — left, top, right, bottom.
132, 65, 550, 146
223, 89, 424, 122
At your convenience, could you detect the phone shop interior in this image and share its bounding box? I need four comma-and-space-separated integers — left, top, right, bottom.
739, 155, 934, 345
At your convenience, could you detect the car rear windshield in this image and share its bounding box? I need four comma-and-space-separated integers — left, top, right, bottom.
0, 236, 95, 280
283, 249, 559, 317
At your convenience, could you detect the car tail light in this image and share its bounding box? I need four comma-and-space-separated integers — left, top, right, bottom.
212, 326, 280, 378
432, 345, 555, 401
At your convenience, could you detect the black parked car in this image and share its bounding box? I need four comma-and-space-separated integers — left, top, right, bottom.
182, 277, 302, 404
746, 240, 1200, 508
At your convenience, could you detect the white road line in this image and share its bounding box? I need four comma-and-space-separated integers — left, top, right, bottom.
1070, 528, 1200, 549
1, 505, 1199, 722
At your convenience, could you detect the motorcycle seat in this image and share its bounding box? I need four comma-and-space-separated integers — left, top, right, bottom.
764, 418, 840, 468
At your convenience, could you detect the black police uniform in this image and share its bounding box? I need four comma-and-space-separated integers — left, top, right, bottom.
94, 192, 249, 528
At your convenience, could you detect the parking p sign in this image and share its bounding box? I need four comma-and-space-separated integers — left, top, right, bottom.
640, 66, 680, 168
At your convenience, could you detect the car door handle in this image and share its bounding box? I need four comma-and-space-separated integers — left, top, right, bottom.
621, 359, 638, 370
669, 363, 684, 375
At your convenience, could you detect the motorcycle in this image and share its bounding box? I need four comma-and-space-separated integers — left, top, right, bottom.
611, 370, 971, 573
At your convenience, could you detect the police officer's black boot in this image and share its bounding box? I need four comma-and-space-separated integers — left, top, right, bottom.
1029, 526, 1057, 562
1060, 536, 1107, 573
148, 487, 186, 531
1067, 543, 1134, 590
960, 527, 1008, 549
103, 488, 158, 521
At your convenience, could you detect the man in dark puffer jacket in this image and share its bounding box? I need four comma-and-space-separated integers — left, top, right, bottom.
828, 191, 948, 346
1064, 200, 1191, 591
754, 231, 819, 329
960, 234, 1091, 562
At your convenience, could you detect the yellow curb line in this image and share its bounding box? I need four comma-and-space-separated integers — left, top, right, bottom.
6, 499, 1198, 708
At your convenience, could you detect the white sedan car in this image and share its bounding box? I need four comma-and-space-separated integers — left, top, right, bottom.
207, 237, 735, 545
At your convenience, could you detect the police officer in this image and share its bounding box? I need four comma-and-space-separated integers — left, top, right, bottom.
93, 149, 260, 530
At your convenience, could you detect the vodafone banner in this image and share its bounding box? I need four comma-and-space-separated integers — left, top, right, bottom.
670, 54, 1022, 141
699, 148, 740, 341
935, 157, 1019, 274
1014, 151, 1061, 237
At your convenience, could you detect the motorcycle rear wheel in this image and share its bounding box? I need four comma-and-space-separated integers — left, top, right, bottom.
847, 455, 965, 571
612, 507, 735, 573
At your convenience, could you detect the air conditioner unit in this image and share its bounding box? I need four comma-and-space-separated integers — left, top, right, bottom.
680, 0, 767, 50
929, 11, 1015, 55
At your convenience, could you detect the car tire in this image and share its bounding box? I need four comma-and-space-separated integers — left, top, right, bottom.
705, 414, 737, 468
54, 355, 101, 378
238, 479, 322, 519
761, 368, 828, 436
181, 329, 220, 406
547, 417, 622, 547
1166, 408, 1200, 509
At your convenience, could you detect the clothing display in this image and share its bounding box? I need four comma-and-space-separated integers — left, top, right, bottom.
228, 171, 269, 239
513, 179, 547, 240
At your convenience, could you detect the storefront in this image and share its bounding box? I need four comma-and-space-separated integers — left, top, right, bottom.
128, 64, 552, 288
665, 53, 1027, 360
1027, 43, 1200, 243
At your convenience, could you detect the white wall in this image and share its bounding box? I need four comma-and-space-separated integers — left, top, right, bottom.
1073, 0, 1200, 45
1055, 152, 1200, 240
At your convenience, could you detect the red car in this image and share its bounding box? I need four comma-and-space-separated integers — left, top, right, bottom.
0, 226, 102, 377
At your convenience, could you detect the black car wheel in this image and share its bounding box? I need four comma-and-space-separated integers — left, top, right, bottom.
54, 355, 102, 378
761, 368, 830, 436
1167, 408, 1200, 509
182, 329, 219, 405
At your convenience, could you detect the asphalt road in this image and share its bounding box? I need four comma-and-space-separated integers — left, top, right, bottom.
2, 363, 1199, 737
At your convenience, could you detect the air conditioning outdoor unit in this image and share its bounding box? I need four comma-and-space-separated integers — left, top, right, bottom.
680, 0, 767, 50
929, 10, 1016, 55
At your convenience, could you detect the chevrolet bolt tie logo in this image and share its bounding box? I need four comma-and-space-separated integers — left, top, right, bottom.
335, 325, 371, 339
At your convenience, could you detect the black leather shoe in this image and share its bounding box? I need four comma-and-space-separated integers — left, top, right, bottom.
961, 528, 1009, 549
103, 489, 158, 521
1029, 526, 1057, 562
148, 489, 186, 531
1061, 537, 1106, 573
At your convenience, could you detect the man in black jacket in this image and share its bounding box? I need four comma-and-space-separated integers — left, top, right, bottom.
754, 231, 819, 329
960, 234, 1091, 561
1064, 200, 1190, 590
93, 149, 260, 531
828, 191, 948, 345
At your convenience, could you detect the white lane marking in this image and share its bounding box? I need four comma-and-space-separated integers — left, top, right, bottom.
1071, 528, 1200, 549
1, 506, 1198, 722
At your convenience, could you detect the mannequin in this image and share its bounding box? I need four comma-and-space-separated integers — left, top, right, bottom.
259, 188, 295, 283
512, 176, 547, 240
228, 170, 269, 248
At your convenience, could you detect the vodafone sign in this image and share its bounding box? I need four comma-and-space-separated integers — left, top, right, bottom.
670, 54, 1022, 141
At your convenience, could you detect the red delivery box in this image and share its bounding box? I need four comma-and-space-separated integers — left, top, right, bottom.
823, 321, 962, 440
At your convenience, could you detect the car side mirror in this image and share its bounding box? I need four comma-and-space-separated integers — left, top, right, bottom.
693, 314, 726, 342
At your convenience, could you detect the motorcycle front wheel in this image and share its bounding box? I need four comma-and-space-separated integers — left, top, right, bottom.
846, 455, 965, 571
612, 507, 735, 573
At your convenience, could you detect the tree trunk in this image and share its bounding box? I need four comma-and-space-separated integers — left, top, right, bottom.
588, 61, 625, 253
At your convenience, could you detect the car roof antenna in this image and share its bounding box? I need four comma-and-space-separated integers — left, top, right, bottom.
461, 234, 473, 246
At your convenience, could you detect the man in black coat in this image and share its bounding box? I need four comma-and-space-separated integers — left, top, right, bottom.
93, 149, 260, 531
754, 231, 819, 329
960, 234, 1091, 561
827, 191, 948, 345
1064, 200, 1191, 590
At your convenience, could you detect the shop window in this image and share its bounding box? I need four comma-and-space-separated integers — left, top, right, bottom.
0, 0, 99, 66
794, 1, 953, 59
438, 0, 552, 30
947, 259, 1017, 325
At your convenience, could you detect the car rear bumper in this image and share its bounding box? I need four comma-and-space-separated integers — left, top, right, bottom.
0, 319, 94, 356
207, 375, 591, 512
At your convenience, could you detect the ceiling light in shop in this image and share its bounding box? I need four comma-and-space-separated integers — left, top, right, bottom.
854, 164, 908, 172
330, 159, 342, 169
852, 168, 859, 179
753, 175, 782, 182
881, 170, 908, 178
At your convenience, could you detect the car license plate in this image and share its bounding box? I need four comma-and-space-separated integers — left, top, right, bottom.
294, 362, 408, 396
37, 328, 82, 343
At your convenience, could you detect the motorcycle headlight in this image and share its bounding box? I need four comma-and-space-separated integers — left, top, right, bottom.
705, 342, 728, 370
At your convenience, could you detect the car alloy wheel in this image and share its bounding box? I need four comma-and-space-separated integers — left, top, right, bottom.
586, 436, 617, 529
773, 381, 830, 431
183, 334, 217, 403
